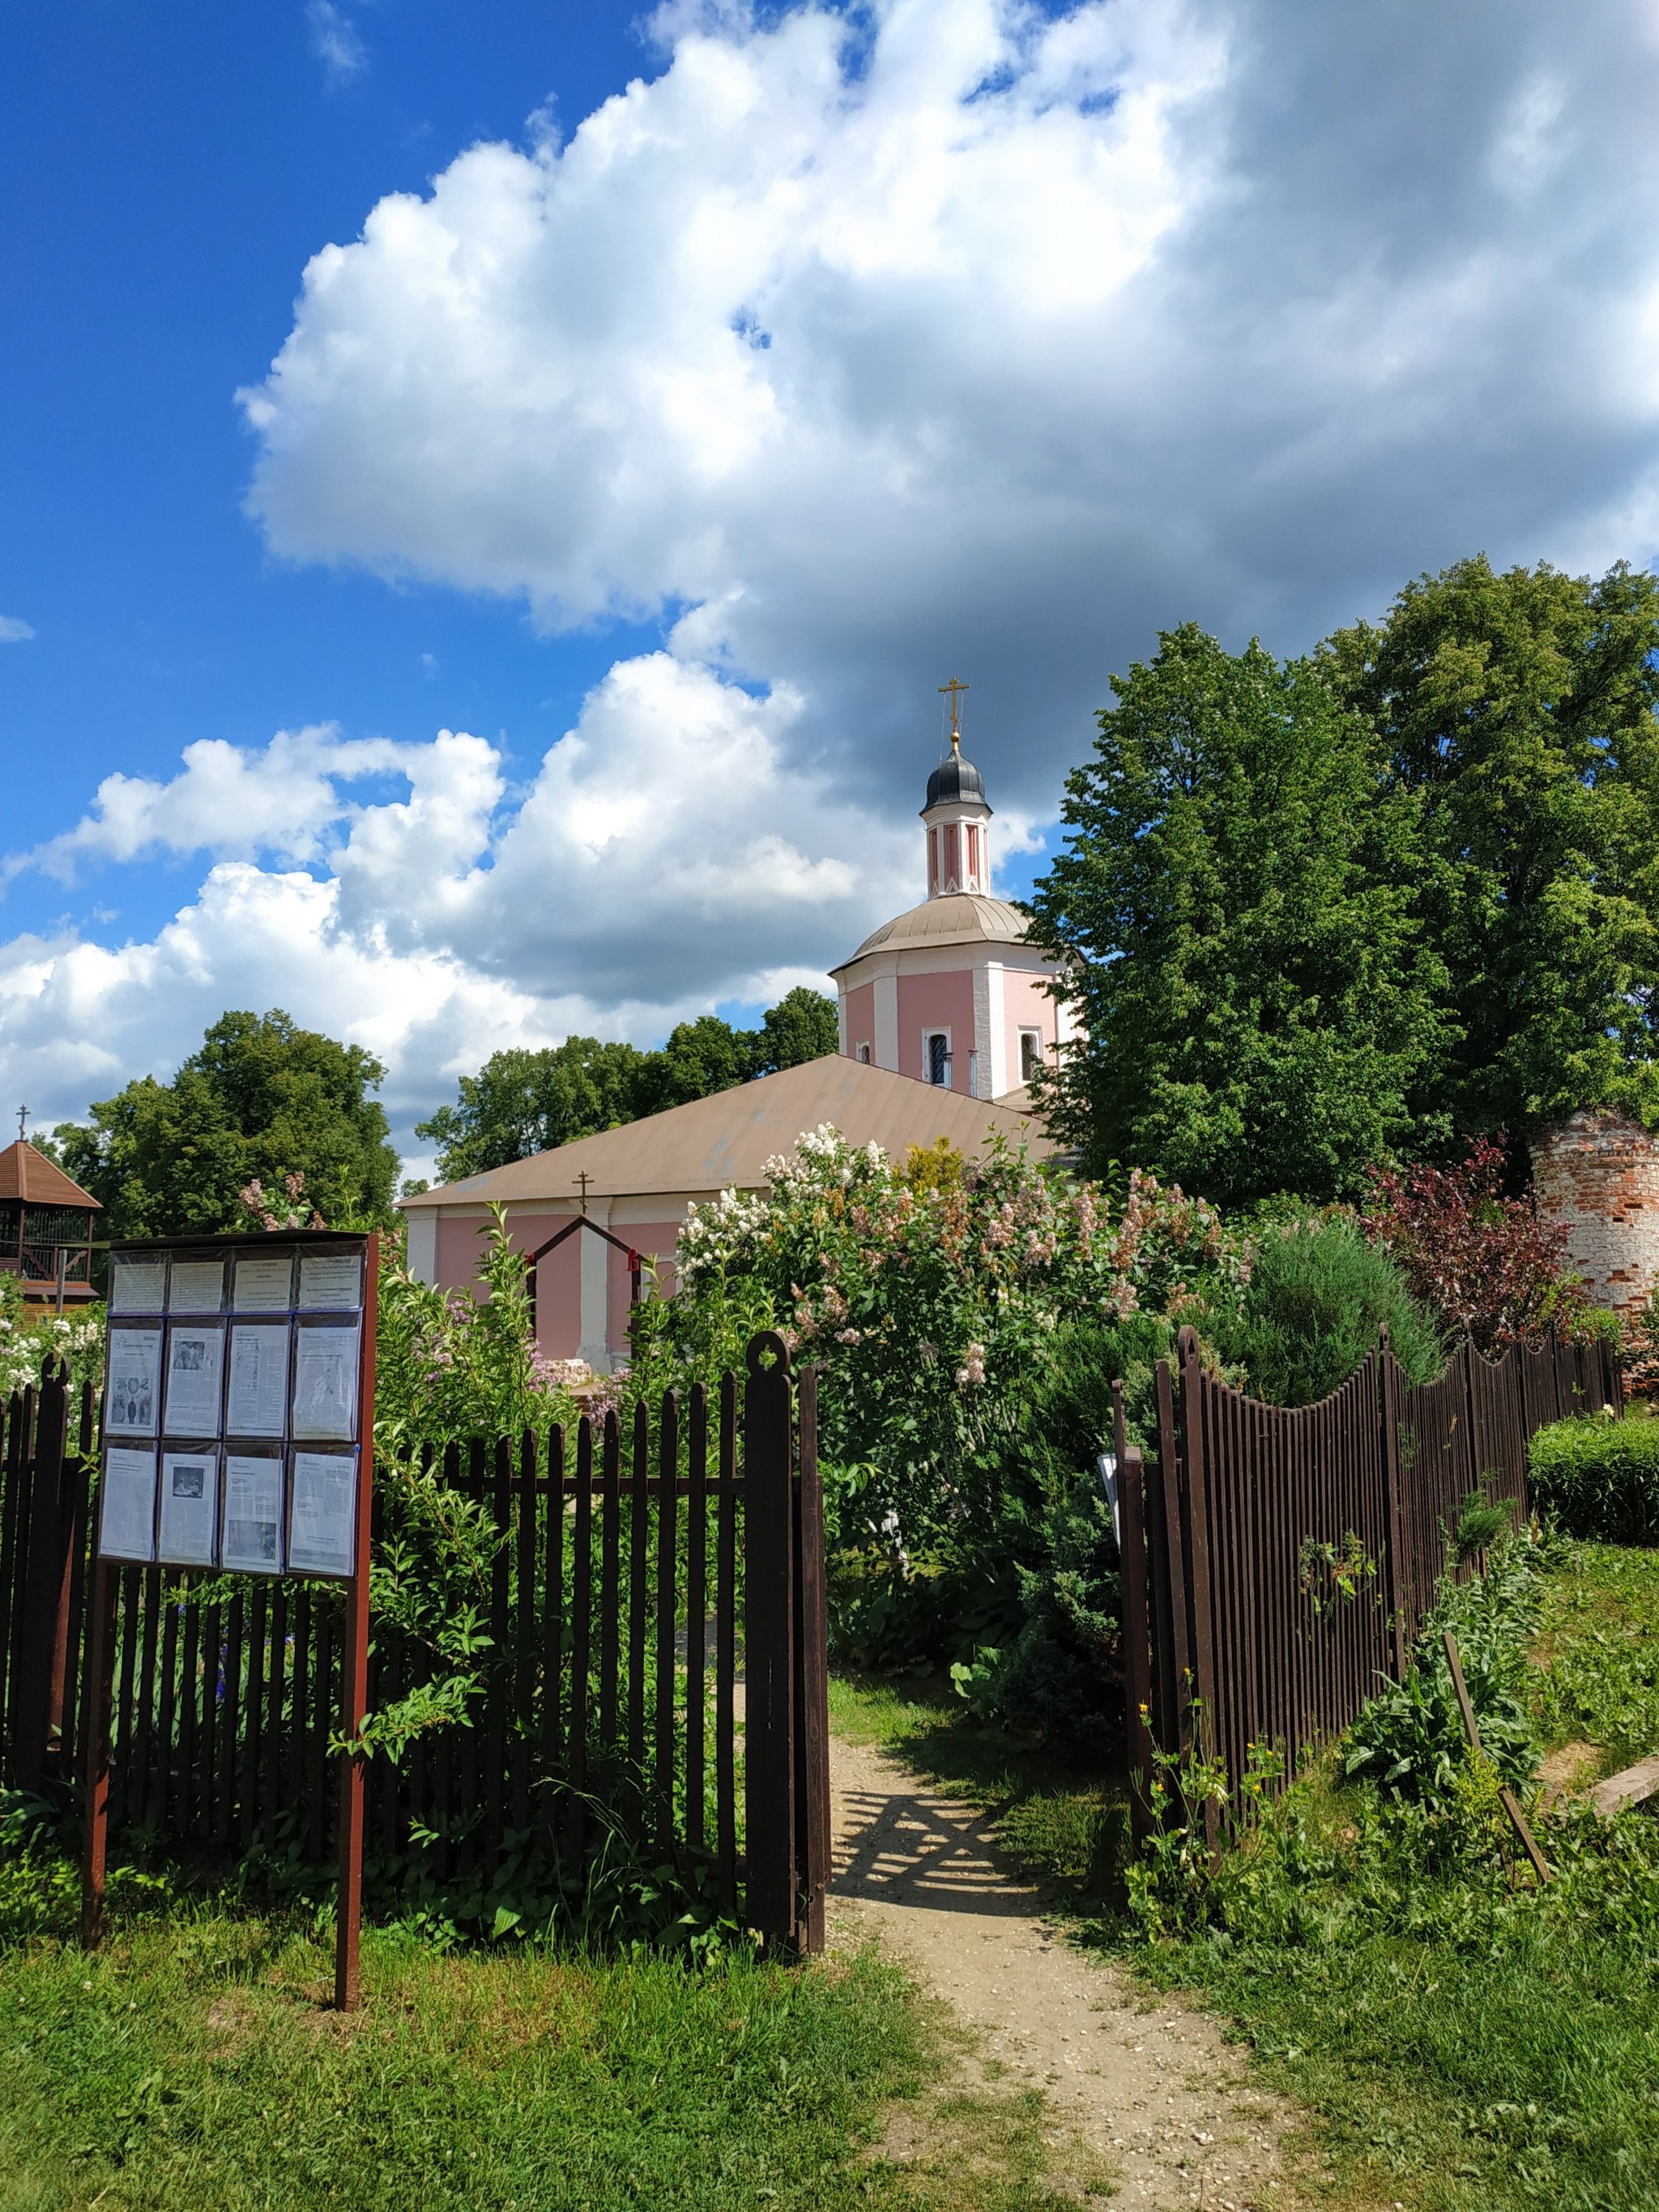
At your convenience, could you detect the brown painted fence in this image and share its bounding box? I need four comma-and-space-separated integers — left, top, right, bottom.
1120, 1325, 1622, 1819
1, 1332, 831, 1954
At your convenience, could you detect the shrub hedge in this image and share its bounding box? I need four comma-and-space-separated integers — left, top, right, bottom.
1529, 1412, 1659, 1545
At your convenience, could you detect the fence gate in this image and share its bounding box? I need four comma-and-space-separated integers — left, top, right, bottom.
0, 1330, 832, 1958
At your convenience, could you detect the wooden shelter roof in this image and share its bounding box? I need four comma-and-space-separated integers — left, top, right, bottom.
0, 1139, 101, 1209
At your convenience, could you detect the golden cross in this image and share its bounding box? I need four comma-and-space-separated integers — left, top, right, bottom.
938, 676, 969, 749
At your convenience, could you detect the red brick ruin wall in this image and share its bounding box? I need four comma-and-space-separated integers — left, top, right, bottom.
1533, 1109, 1659, 1315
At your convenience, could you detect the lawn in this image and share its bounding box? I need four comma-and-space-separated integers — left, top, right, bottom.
0, 1813, 1090, 2212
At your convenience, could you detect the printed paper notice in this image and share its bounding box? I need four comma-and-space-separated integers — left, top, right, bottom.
298, 1251, 362, 1311
291, 1327, 359, 1441
289, 1451, 356, 1576
222, 1455, 284, 1573
227, 1324, 289, 1437
109, 1257, 167, 1315
233, 1251, 294, 1312
158, 1451, 218, 1566
105, 1329, 161, 1437
100, 1448, 158, 1561
164, 1325, 224, 1436
168, 1259, 225, 1313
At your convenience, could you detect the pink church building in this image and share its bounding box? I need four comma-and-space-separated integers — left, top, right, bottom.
833, 715, 1073, 1101
400, 701, 1063, 1367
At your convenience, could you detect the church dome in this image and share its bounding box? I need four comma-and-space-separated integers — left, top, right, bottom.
840, 892, 1030, 967
923, 749, 987, 812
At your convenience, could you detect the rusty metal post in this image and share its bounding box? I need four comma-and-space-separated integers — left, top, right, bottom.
335, 1231, 380, 2012
79, 1558, 118, 1950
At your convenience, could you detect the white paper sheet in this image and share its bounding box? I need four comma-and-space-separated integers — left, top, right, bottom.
164, 1325, 224, 1436
288, 1451, 357, 1576
109, 1257, 167, 1315
227, 1324, 290, 1437
105, 1329, 162, 1437
222, 1454, 284, 1573
291, 1326, 359, 1440
100, 1447, 159, 1561
233, 1251, 294, 1312
297, 1251, 363, 1311
168, 1259, 226, 1313
158, 1451, 219, 1566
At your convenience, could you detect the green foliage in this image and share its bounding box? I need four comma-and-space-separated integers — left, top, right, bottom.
1207, 1213, 1444, 1405
55, 1008, 399, 1236
414, 1035, 651, 1183
1342, 1533, 1541, 1810
1322, 554, 1659, 1139
1026, 622, 1450, 1206
416, 989, 840, 1181
1529, 1409, 1659, 1544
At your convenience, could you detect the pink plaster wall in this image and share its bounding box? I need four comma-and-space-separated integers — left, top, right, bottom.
1000, 969, 1060, 1092
607, 1221, 682, 1354
843, 980, 876, 1062
897, 970, 977, 1087
435, 1211, 585, 1356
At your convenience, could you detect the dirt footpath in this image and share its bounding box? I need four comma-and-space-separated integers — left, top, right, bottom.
830, 1734, 1308, 2210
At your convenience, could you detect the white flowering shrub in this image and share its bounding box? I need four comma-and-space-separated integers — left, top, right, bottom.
647, 1126, 1247, 1586
0, 1272, 105, 1404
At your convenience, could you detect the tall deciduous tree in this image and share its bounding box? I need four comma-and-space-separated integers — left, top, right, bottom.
1320, 556, 1659, 1142
1027, 624, 1448, 1207
56, 1008, 399, 1235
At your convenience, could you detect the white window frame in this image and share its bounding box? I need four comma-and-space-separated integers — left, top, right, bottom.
855, 1041, 872, 1063
923, 1029, 953, 1089
1019, 1028, 1045, 1083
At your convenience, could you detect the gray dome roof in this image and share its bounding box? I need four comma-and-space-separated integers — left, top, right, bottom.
836, 893, 1030, 967
923, 748, 987, 812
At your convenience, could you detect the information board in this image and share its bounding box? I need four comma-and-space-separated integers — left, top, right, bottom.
85, 1229, 379, 2011
95, 1235, 370, 1580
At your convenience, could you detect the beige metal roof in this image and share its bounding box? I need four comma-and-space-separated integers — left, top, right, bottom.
831, 893, 1031, 974
403, 1055, 1053, 1209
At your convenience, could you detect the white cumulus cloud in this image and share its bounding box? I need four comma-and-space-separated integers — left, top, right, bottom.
0, 616, 34, 643
0, 653, 916, 1145
241, 0, 1659, 815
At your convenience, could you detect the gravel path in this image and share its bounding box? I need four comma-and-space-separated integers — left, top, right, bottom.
830, 1733, 1308, 2210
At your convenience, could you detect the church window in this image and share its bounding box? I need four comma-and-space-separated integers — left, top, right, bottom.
856, 1042, 872, 1063
926, 1032, 951, 1087
1020, 1029, 1044, 1082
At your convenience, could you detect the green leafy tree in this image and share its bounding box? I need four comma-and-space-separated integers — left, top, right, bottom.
415, 1037, 650, 1183
55, 1008, 399, 1235
1320, 556, 1659, 1140
1027, 624, 1449, 1207
752, 984, 840, 1073
418, 990, 839, 1182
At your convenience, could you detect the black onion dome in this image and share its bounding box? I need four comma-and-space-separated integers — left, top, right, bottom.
923, 748, 989, 812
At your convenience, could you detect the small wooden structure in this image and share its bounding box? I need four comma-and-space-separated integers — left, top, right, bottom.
0, 1139, 101, 1307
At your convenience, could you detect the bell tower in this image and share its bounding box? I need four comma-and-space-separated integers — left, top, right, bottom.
922, 676, 992, 897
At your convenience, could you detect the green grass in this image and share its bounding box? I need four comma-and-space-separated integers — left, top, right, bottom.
0, 1826, 1091, 2212
826, 1673, 1128, 1898
1531, 1539, 1659, 1775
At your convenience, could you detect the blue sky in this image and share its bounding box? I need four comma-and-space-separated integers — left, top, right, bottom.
2, 0, 1657, 1170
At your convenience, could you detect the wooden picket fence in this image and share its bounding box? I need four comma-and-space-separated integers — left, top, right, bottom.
1, 1332, 831, 1954
1118, 1324, 1623, 1821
